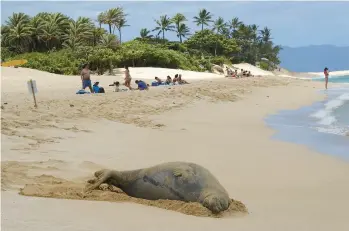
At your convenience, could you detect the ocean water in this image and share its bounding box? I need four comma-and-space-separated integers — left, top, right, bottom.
312, 75, 349, 83
265, 82, 349, 161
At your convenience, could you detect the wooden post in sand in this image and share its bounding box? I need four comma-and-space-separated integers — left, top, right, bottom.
27, 79, 38, 108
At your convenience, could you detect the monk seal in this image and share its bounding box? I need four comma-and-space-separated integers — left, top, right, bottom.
86, 161, 232, 214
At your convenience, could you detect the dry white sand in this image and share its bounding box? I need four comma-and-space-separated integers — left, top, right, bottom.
1, 66, 349, 231
232, 63, 275, 76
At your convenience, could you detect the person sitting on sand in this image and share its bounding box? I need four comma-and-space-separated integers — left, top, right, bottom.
109, 81, 121, 92
226, 67, 232, 76
92, 82, 105, 93
165, 76, 172, 85
155, 77, 163, 84
135, 80, 149, 91
80, 64, 94, 93
237, 69, 243, 78
178, 74, 189, 84
231, 70, 236, 78
173, 74, 179, 84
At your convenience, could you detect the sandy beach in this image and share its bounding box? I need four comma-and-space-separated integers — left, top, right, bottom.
1, 66, 349, 231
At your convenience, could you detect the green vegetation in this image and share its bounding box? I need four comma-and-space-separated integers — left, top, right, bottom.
1, 7, 282, 75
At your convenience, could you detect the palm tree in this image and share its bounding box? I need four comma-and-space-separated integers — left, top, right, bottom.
104, 8, 124, 34
3, 12, 32, 51
212, 17, 227, 56
91, 27, 106, 46
40, 13, 69, 50
140, 28, 153, 39
171, 13, 189, 43
227, 17, 241, 37
172, 13, 186, 29
5, 22, 32, 52
5, 12, 30, 28
176, 24, 190, 43
193, 9, 213, 31
115, 18, 129, 43
62, 18, 93, 49
152, 15, 175, 41
1, 26, 11, 47
212, 17, 226, 34
30, 15, 45, 51
62, 35, 82, 51
97, 12, 106, 28
249, 24, 258, 40
100, 34, 118, 50
259, 27, 272, 43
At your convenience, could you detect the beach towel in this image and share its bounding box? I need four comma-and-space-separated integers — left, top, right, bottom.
1, 59, 28, 67
151, 81, 159, 87
76, 89, 90, 94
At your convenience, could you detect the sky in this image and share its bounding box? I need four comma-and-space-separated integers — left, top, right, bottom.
1, 0, 349, 47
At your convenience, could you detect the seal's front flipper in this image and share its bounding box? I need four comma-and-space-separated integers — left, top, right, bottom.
85, 169, 112, 192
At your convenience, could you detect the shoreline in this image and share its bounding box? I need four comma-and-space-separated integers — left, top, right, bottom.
265, 84, 349, 161
307, 70, 349, 77
2, 67, 349, 231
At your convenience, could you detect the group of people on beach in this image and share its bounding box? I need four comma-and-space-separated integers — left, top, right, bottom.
79, 64, 189, 94
154, 74, 189, 86
225, 67, 253, 78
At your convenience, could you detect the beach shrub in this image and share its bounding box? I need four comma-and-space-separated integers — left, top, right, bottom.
5, 41, 209, 75
210, 56, 231, 66
8, 50, 81, 75
7, 47, 120, 75
1, 47, 16, 61
259, 61, 270, 71
185, 30, 239, 57
113, 40, 204, 71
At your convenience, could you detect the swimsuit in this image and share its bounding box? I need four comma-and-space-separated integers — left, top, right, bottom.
83, 79, 92, 89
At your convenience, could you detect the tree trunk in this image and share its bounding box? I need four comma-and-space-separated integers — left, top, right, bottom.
108, 24, 112, 34
201, 23, 204, 31
109, 59, 114, 75
118, 29, 122, 43
214, 33, 218, 56
162, 30, 165, 40
179, 35, 182, 43
215, 41, 217, 56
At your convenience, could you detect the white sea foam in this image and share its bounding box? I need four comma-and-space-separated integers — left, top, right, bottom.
310, 92, 349, 136
310, 92, 349, 126
315, 126, 349, 136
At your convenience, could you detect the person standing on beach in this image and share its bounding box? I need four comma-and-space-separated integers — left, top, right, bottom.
324, 67, 329, 89
124, 66, 132, 89
81, 64, 94, 93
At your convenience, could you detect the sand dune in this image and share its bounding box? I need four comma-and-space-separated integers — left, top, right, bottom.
232, 63, 276, 76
